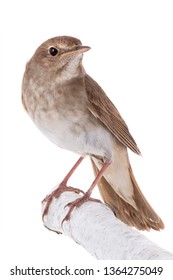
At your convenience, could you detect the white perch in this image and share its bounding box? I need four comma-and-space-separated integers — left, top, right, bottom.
42, 188, 173, 260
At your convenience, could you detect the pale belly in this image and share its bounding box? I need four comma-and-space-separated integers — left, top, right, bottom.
34, 111, 114, 161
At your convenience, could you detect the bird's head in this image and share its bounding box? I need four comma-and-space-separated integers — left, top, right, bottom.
29, 36, 90, 78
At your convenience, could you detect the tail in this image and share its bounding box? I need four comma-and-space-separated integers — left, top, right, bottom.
90, 153, 164, 231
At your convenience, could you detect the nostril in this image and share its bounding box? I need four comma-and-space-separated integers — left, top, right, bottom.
75, 46, 82, 50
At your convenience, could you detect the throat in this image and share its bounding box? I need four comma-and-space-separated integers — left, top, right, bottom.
56, 59, 85, 83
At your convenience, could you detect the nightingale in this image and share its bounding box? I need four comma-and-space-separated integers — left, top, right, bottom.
22, 36, 164, 231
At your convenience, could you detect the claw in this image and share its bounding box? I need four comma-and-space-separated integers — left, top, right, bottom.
61, 194, 101, 225
42, 183, 84, 220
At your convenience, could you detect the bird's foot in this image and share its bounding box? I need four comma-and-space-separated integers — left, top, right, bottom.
42, 182, 84, 220
61, 192, 101, 225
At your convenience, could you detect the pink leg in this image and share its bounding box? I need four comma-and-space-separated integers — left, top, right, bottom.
42, 156, 84, 219
62, 162, 111, 224
61, 156, 84, 185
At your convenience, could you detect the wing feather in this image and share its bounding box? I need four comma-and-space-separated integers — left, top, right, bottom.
85, 74, 141, 155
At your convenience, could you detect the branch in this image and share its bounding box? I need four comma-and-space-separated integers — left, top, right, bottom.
42, 189, 173, 260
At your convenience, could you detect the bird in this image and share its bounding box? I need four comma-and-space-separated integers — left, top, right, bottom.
22, 35, 164, 231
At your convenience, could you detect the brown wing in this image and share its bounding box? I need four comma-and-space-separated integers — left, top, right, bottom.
85, 74, 141, 155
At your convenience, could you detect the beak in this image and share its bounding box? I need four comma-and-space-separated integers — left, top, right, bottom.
73, 46, 91, 54
62, 46, 91, 58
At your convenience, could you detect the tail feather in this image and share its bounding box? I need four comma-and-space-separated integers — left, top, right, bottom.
91, 158, 164, 231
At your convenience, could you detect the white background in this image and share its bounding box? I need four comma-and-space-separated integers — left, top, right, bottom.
0, 0, 173, 277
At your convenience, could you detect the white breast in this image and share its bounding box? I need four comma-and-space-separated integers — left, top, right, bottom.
35, 110, 114, 162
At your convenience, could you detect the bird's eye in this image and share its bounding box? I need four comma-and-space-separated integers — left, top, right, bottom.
48, 47, 59, 56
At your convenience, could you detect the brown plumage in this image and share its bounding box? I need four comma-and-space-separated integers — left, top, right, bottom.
91, 159, 164, 230
85, 74, 141, 155
22, 35, 164, 230
85, 74, 164, 230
